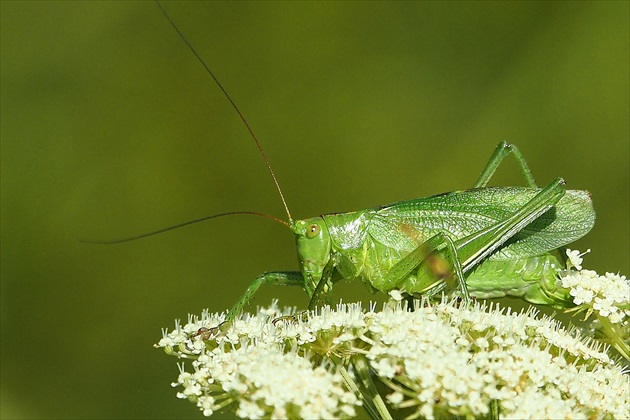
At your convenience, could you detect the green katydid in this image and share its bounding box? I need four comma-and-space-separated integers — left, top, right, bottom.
219, 144, 594, 326
148, 3, 595, 335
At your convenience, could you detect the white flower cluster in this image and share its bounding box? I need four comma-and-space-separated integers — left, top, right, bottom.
555, 250, 630, 361
174, 343, 358, 418
367, 301, 628, 419
561, 248, 629, 324
159, 306, 360, 418
156, 299, 629, 419
561, 269, 629, 324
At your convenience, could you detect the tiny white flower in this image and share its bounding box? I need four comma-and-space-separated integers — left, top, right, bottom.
387, 391, 404, 405
593, 296, 615, 317
197, 396, 215, 417
608, 311, 624, 323
565, 248, 590, 271
236, 399, 265, 419
389, 289, 403, 301
570, 285, 594, 305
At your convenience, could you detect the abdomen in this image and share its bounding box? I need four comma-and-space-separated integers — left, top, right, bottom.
465, 254, 572, 308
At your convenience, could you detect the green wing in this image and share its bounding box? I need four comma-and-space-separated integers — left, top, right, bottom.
367, 187, 595, 261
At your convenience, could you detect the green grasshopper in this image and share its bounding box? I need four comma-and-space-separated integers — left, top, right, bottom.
153, 3, 595, 333
222, 143, 594, 324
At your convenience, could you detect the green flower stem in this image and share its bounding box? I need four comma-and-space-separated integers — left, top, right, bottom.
353, 356, 393, 420
598, 315, 630, 361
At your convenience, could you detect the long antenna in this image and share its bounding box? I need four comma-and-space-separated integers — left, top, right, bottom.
155, 1, 292, 222
83, 211, 290, 244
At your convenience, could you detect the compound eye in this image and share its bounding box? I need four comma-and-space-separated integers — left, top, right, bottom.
306, 223, 320, 239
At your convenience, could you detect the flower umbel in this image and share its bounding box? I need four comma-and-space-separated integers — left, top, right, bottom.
560, 249, 630, 360
156, 298, 629, 419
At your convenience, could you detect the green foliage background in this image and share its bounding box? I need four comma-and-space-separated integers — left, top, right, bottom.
1, 1, 628, 418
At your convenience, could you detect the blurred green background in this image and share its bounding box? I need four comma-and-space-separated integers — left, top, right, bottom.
2, 1, 628, 418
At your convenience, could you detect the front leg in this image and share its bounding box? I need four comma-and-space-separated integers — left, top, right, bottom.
273, 263, 338, 327
193, 271, 304, 339
307, 258, 337, 310
225, 271, 305, 322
